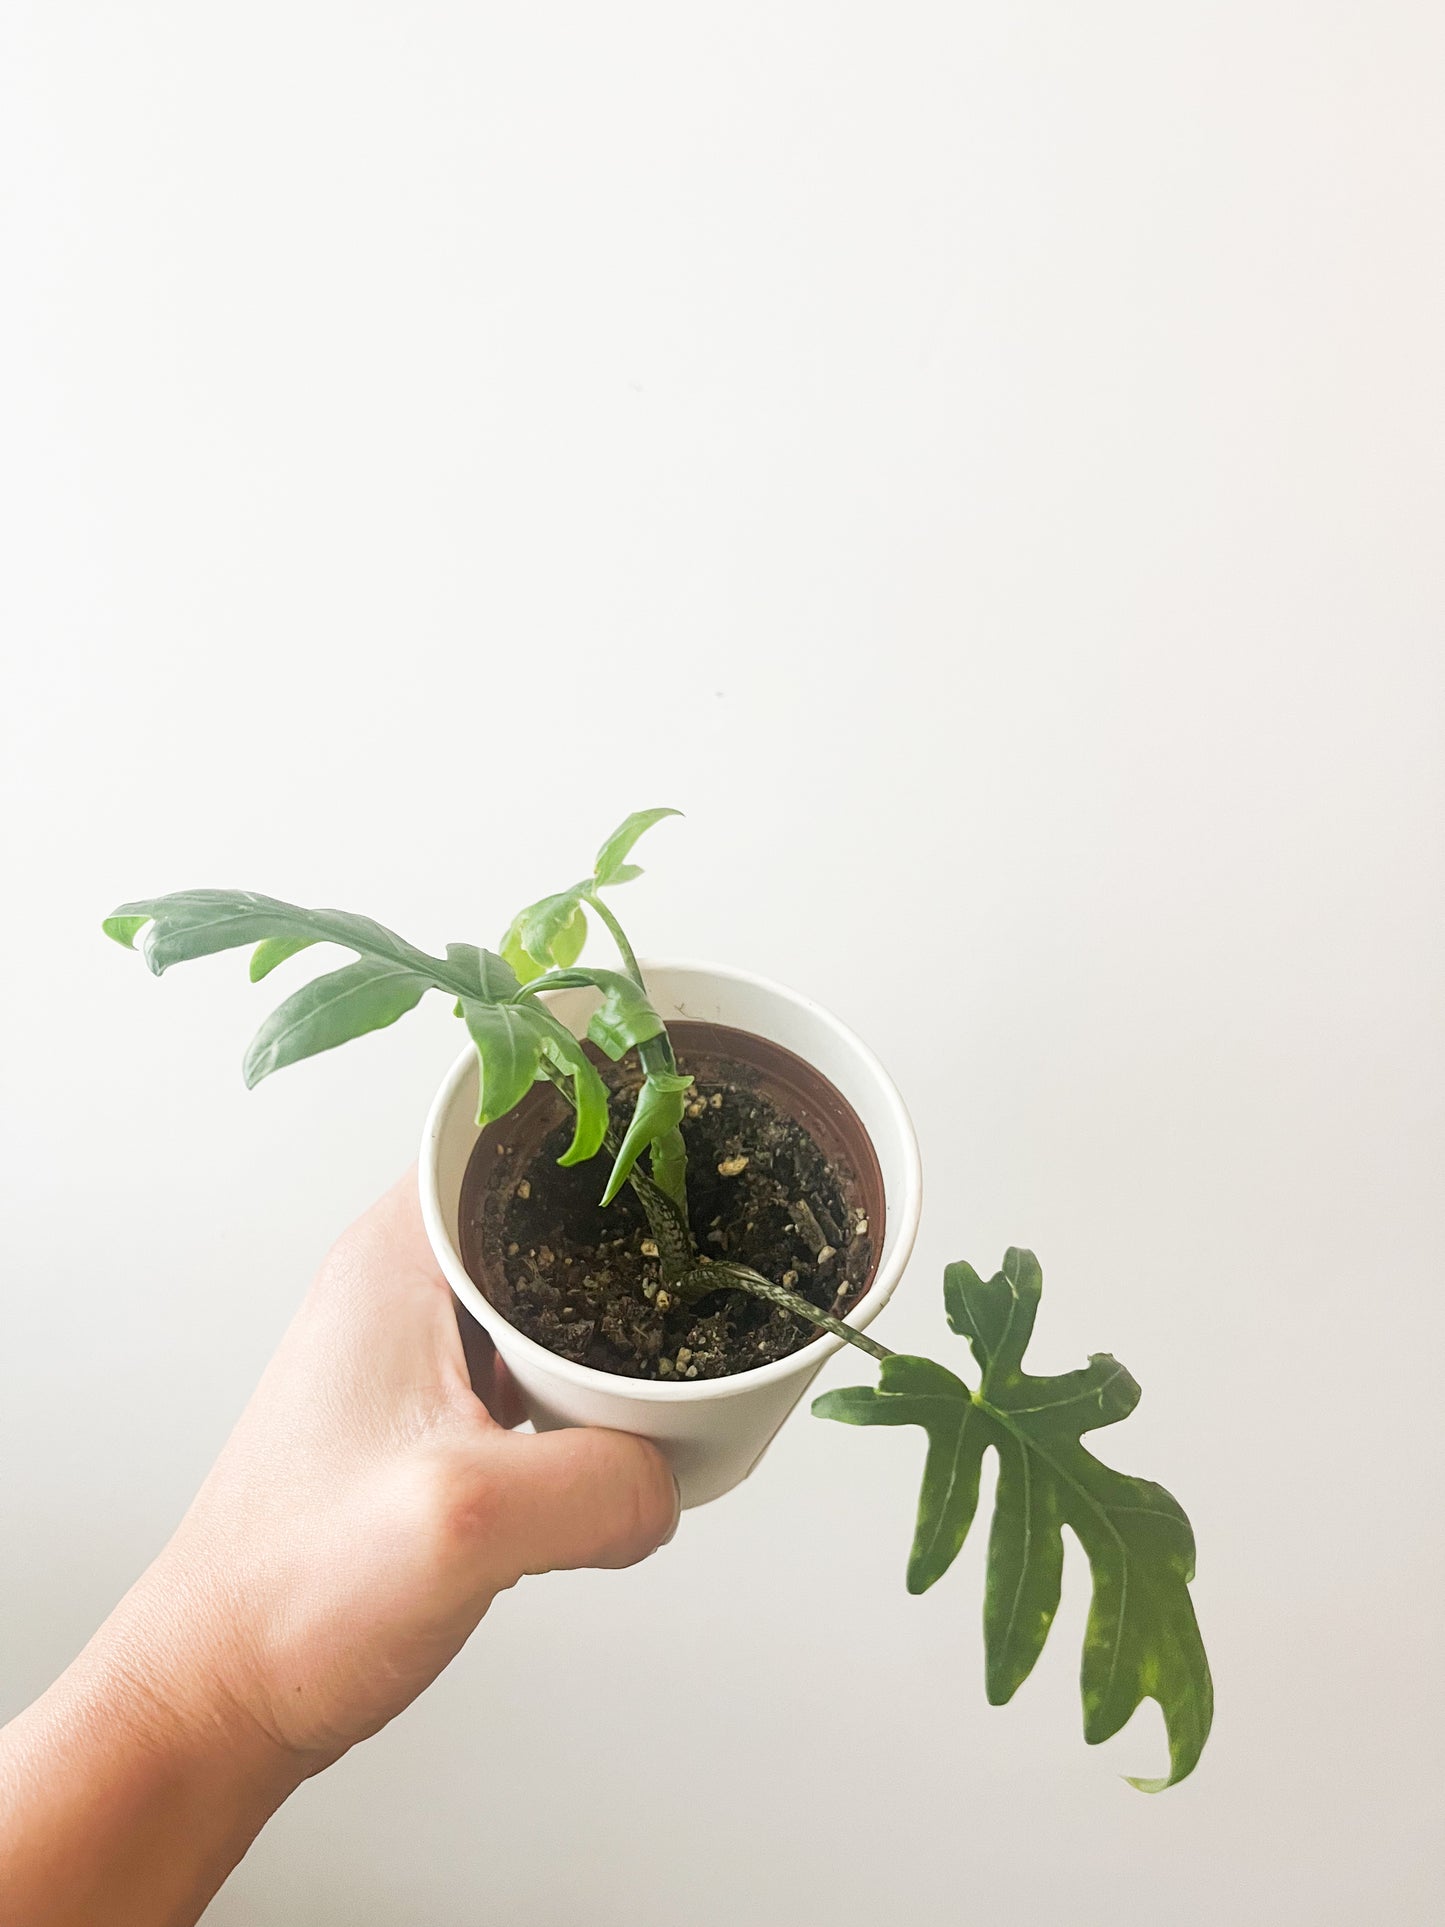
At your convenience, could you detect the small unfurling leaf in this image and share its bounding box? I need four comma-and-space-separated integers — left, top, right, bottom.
601, 1070, 693, 1205
528, 1008, 611, 1167
518, 967, 668, 1060
592, 807, 681, 887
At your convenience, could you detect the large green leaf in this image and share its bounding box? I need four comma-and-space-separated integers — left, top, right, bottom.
460, 1000, 547, 1127
242, 959, 433, 1087
601, 1070, 693, 1205
445, 942, 520, 1002
592, 807, 681, 886
104, 890, 446, 983
814, 1250, 1212, 1790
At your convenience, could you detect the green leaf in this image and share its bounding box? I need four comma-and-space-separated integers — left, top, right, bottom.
647, 1120, 688, 1206
814, 1250, 1213, 1790
815, 1355, 987, 1594
592, 807, 681, 887
501, 892, 589, 982
583, 970, 668, 1059
519, 967, 667, 1061
249, 936, 316, 982
500, 915, 544, 986
519, 892, 588, 967
528, 1008, 611, 1167
601, 1070, 693, 1205
460, 999, 546, 1128
242, 959, 432, 1088
445, 942, 520, 1002
102, 914, 149, 948
103, 890, 442, 981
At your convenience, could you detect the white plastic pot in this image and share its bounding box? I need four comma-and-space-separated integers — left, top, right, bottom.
419, 961, 922, 1507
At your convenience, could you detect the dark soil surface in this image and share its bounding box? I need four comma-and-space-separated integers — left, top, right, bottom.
459, 1026, 877, 1380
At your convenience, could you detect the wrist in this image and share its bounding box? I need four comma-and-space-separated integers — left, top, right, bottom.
87, 1546, 325, 1802
0, 1579, 309, 1927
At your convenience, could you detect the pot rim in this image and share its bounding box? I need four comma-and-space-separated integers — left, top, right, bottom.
418, 957, 922, 1403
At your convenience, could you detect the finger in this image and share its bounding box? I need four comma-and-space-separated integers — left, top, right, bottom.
454, 1299, 528, 1428
313, 1168, 474, 1366
475, 1426, 680, 1583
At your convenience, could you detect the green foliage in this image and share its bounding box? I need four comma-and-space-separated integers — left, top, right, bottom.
601, 1070, 694, 1204
249, 935, 316, 982
500, 807, 679, 982
104, 814, 688, 1204
527, 1008, 611, 1167
244, 958, 432, 1088
593, 807, 681, 886
445, 942, 523, 1003
103, 891, 436, 979
814, 1249, 1213, 1790
518, 967, 666, 1059
460, 1000, 550, 1126
502, 893, 588, 985
107, 818, 1214, 1793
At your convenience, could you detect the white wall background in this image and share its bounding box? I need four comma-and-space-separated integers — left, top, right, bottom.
2, 4, 1442, 1921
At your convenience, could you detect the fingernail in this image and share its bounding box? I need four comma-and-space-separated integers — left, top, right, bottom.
661, 1474, 683, 1545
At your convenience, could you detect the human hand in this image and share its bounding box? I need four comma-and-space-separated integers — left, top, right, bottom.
121, 1169, 680, 1770
0, 1172, 678, 1927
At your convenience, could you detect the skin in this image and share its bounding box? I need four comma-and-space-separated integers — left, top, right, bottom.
0, 1173, 679, 1927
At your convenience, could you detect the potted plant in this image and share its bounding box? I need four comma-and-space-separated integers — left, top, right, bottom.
105, 808, 1213, 1789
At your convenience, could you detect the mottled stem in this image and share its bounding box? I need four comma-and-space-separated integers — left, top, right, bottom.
678, 1261, 894, 1364
537, 1045, 889, 1367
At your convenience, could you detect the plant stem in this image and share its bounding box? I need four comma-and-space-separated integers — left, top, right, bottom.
679, 1262, 894, 1363
583, 890, 643, 980
531, 1064, 888, 1365
583, 888, 689, 1208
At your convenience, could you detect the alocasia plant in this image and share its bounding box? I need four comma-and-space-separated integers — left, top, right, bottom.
105, 808, 1213, 1787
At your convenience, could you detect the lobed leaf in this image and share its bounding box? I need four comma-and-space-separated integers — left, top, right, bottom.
103, 890, 444, 982
242, 959, 433, 1088
814, 1250, 1213, 1790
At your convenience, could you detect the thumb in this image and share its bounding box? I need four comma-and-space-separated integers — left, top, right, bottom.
474, 1425, 680, 1585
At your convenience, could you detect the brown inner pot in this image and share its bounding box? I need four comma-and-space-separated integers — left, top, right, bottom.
458, 1019, 885, 1381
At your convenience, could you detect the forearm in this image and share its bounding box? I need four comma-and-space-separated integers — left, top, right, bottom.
0, 1176, 676, 1924
0, 1573, 309, 1927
